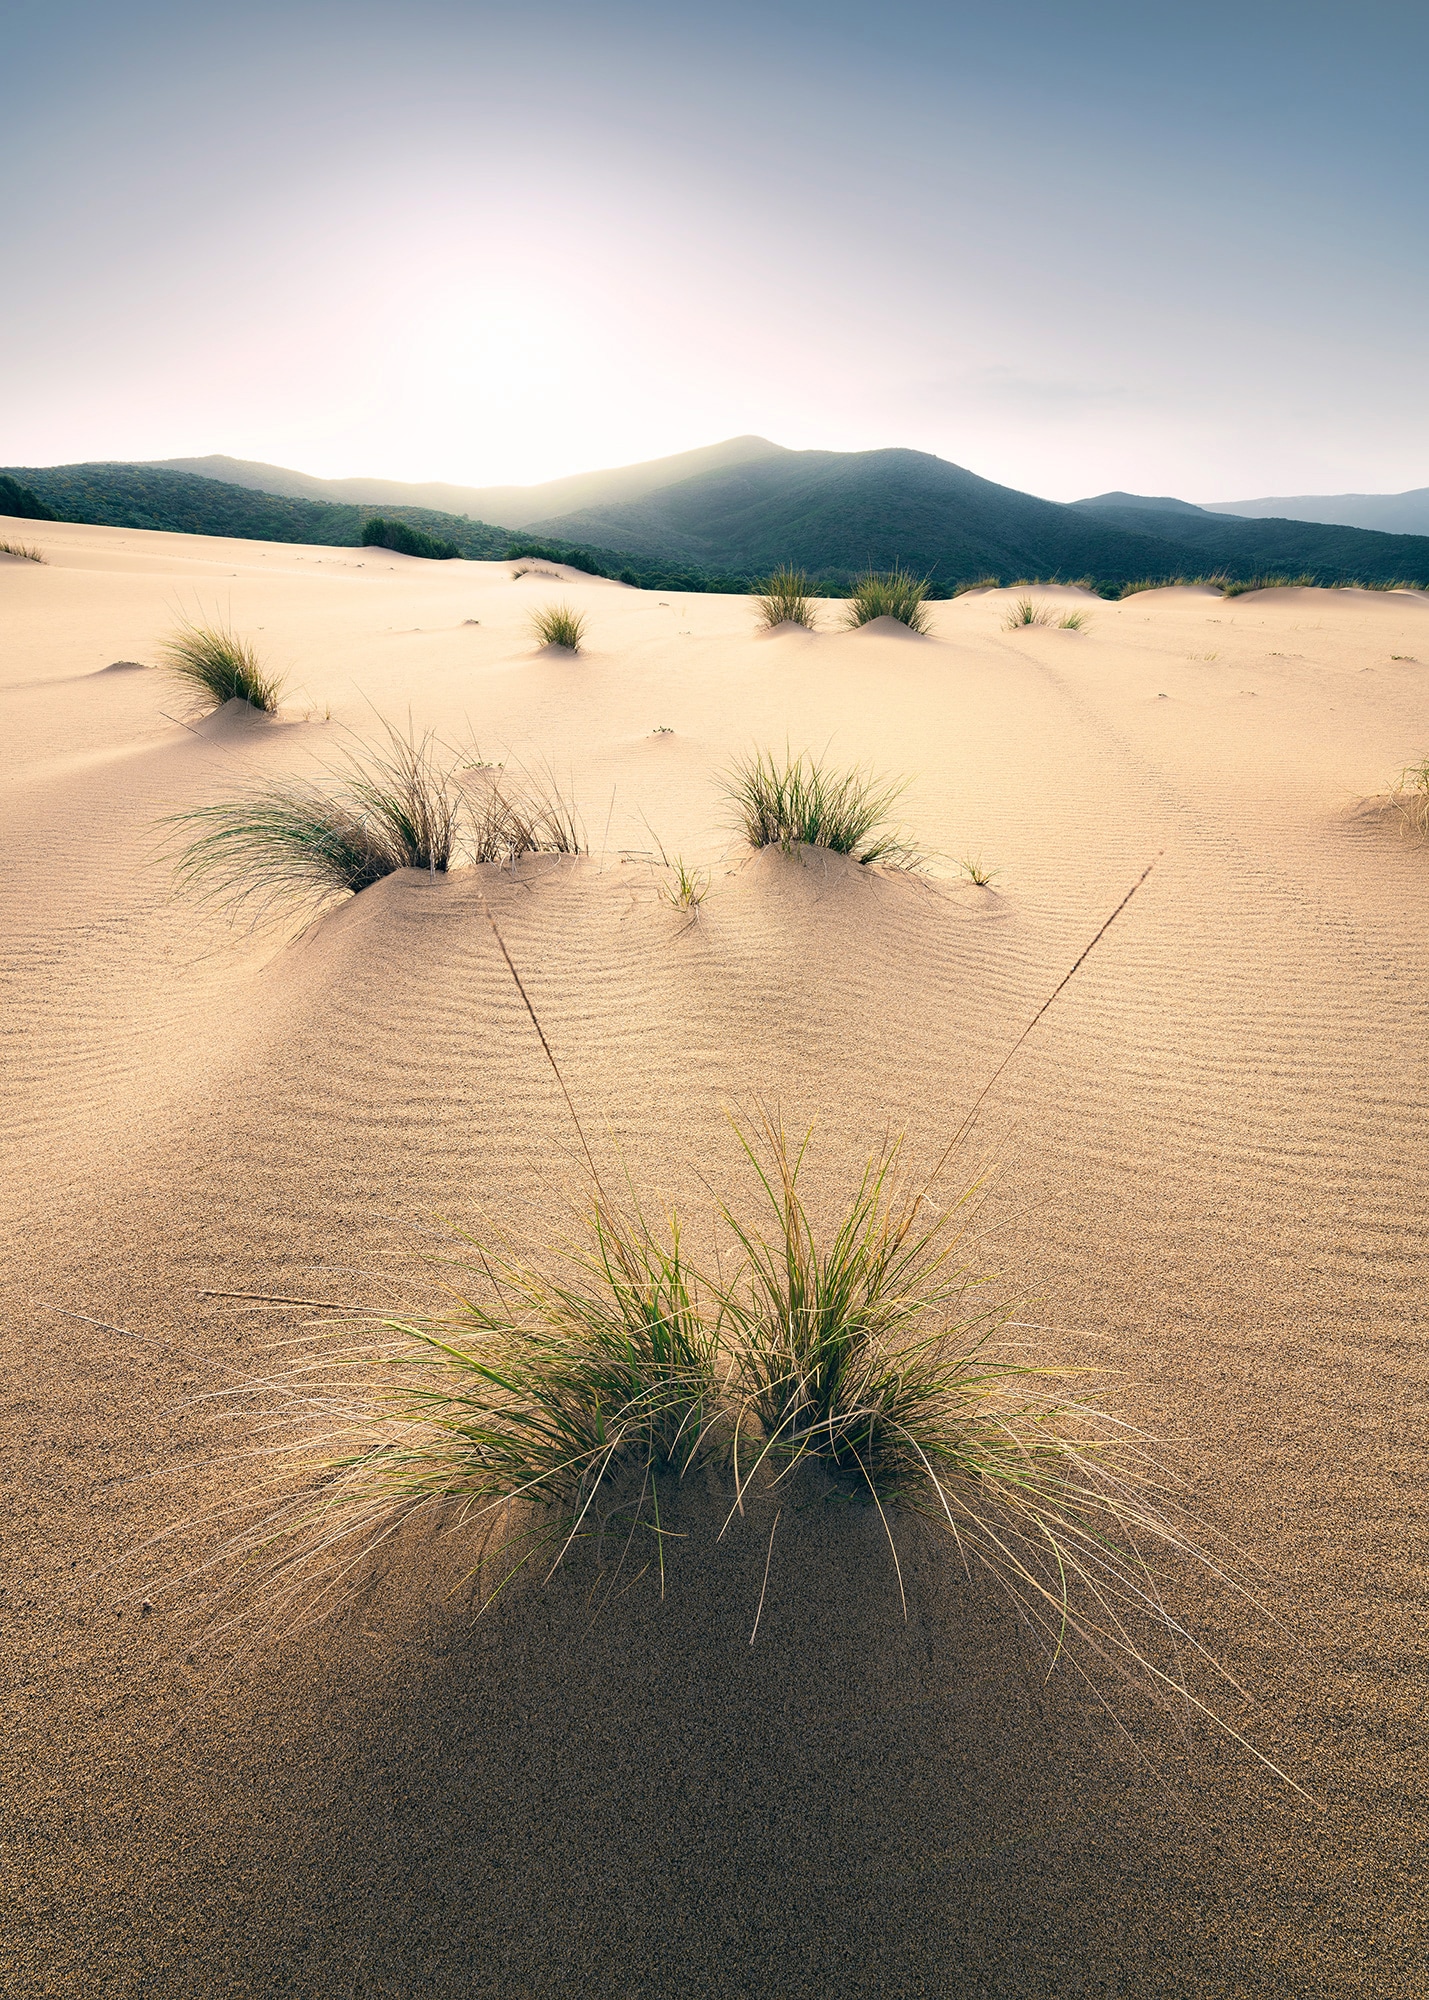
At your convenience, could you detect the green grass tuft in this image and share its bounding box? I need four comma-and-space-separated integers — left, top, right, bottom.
658, 856, 709, 910
958, 856, 997, 887
158, 615, 284, 713
0, 538, 46, 562
754, 567, 818, 630
531, 602, 588, 651
720, 747, 915, 866
1391, 756, 1429, 836
463, 762, 586, 864
1220, 573, 1317, 598
1003, 597, 1055, 628
1057, 609, 1089, 630
843, 567, 931, 634
168, 719, 466, 922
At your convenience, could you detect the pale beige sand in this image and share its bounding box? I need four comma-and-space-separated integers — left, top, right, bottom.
3, 517, 1428, 1996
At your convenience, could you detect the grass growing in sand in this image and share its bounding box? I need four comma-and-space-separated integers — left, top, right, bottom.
843, 567, 931, 634
958, 857, 997, 887
195, 1116, 1286, 1780
1003, 598, 1055, 629
721, 747, 914, 866
1220, 574, 1317, 597
659, 856, 709, 910
1057, 609, 1089, 630
530, 602, 588, 651
1391, 756, 1429, 836
463, 762, 586, 864
169, 719, 464, 920
0, 538, 46, 562
158, 615, 284, 714
754, 567, 818, 630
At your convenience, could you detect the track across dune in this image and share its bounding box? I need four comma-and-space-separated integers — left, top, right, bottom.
3, 522, 1428, 1996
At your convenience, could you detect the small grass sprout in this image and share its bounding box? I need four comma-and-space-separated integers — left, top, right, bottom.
754, 567, 818, 630
844, 566, 931, 634
659, 857, 709, 910
1057, 609, 1089, 631
167, 717, 465, 923
0, 538, 46, 562
158, 615, 284, 713
958, 856, 997, 887
530, 602, 587, 651
721, 747, 915, 866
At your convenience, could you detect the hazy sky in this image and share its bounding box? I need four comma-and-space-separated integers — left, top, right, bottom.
6, 0, 1427, 501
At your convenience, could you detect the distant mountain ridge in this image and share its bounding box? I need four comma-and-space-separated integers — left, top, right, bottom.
11, 444, 1429, 594
143, 437, 788, 530
1202, 487, 1429, 536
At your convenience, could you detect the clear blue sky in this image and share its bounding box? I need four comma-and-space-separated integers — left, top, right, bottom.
5, 0, 1426, 500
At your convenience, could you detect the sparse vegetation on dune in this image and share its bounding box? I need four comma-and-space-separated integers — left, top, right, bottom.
721, 747, 915, 866
530, 602, 588, 651
1057, 608, 1089, 630
168, 729, 586, 923
158, 615, 284, 714
1220, 573, 1317, 597
192, 1116, 1287, 1779
168, 720, 465, 921
658, 856, 709, 910
463, 762, 586, 864
843, 566, 931, 633
958, 857, 997, 887
0, 537, 46, 562
1003, 597, 1055, 628
1391, 756, 1429, 836
753, 567, 818, 630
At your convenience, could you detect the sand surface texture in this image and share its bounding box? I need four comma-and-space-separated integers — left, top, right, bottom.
2, 520, 1426, 1996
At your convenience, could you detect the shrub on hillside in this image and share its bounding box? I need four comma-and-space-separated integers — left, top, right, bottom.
361, 516, 463, 561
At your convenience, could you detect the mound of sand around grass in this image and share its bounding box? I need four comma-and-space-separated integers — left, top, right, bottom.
3, 522, 1429, 1996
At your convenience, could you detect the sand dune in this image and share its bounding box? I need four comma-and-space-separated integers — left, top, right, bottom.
3, 517, 1428, 1995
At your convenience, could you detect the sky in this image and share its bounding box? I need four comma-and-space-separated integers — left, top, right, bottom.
5, 0, 1428, 503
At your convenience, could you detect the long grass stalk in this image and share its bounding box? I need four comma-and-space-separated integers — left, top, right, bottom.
158, 615, 284, 712
720, 746, 915, 866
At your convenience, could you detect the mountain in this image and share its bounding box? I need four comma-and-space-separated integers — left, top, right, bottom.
143, 436, 787, 530
1069, 491, 1429, 582
13, 449, 1429, 595
518, 448, 1231, 585
1201, 487, 1429, 537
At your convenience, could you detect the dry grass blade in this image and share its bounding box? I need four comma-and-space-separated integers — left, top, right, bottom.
1390, 755, 1429, 836
720, 746, 917, 866
530, 602, 588, 651
1004, 598, 1056, 628
158, 614, 284, 712
843, 567, 931, 633
754, 567, 818, 630
658, 856, 709, 909
0, 538, 46, 562
463, 762, 586, 864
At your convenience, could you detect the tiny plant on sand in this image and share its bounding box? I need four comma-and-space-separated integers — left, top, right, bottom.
844, 567, 931, 634
158, 615, 284, 713
1057, 609, 1089, 630
0, 538, 46, 562
167, 719, 465, 922
958, 857, 997, 887
530, 603, 587, 652
659, 857, 709, 910
754, 567, 819, 631
721, 747, 915, 866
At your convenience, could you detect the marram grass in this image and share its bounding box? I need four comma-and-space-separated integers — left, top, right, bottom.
754, 567, 818, 631
176, 1122, 1299, 1787
0, 538, 46, 563
721, 746, 915, 866
530, 602, 588, 651
158, 615, 284, 713
844, 566, 931, 633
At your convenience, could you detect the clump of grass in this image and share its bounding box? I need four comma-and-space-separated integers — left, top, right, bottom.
168, 719, 465, 923
0, 538, 46, 563
158, 615, 284, 714
754, 567, 818, 631
1391, 756, 1429, 836
958, 857, 997, 887
951, 575, 1000, 596
1220, 574, 1317, 598
464, 763, 586, 864
531, 603, 587, 651
659, 857, 709, 910
721, 747, 915, 866
843, 567, 931, 634
1057, 609, 1089, 630
1003, 598, 1055, 628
